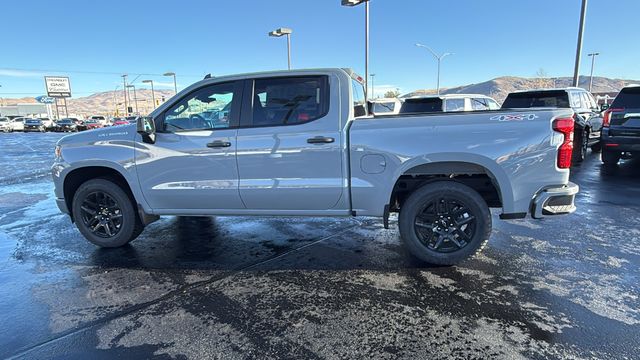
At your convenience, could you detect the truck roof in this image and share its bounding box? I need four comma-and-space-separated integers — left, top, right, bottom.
406, 94, 493, 100
510, 87, 585, 94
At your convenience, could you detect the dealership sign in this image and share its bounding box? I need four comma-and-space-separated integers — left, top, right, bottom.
44, 76, 72, 98
35, 95, 56, 104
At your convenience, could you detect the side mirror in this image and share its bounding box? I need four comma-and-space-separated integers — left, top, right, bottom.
137, 117, 156, 144
600, 103, 610, 111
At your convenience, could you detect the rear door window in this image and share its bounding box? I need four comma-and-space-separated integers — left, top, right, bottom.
569, 92, 583, 108
445, 98, 465, 112
372, 102, 396, 113
612, 87, 640, 108
251, 76, 329, 127
471, 98, 489, 111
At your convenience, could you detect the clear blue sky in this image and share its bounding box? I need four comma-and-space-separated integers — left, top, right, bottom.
1, 0, 638, 98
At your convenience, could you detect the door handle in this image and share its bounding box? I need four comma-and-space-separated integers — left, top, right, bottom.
206, 140, 231, 148
307, 136, 335, 144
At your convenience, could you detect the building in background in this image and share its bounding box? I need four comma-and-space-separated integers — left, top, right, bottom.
0, 103, 49, 118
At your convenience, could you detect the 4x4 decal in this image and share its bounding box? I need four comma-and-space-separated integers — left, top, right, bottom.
490, 113, 539, 122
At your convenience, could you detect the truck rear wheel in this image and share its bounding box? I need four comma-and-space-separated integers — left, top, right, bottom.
71, 178, 143, 247
398, 181, 491, 265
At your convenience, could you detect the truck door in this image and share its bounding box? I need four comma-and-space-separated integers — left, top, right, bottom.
135, 81, 245, 211
235, 76, 345, 210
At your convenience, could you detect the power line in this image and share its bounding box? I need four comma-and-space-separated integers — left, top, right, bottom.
0, 67, 203, 78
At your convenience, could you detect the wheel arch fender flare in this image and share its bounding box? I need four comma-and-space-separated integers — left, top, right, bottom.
386, 153, 516, 213
61, 160, 152, 218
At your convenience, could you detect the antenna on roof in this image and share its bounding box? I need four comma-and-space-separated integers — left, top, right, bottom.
203, 73, 212, 79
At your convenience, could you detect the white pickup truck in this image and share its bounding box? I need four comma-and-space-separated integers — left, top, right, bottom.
52, 68, 578, 265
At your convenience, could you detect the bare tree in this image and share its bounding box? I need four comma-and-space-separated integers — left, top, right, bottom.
533, 68, 554, 88
384, 90, 401, 98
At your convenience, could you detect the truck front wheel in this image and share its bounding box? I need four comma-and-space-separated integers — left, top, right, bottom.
398, 181, 491, 265
71, 178, 143, 247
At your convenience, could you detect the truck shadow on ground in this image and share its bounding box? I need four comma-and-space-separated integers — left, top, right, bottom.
88, 216, 431, 272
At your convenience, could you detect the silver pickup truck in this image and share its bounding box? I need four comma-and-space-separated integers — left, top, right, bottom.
52, 68, 578, 265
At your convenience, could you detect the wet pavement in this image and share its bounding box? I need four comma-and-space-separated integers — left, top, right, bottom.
0, 132, 639, 359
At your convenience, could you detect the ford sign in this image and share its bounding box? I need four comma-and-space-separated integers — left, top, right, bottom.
35, 95, 56, 104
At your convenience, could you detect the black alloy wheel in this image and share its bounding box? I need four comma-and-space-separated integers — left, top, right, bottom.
79, 191, 124, 238
398, 181, 491, 265
414, 197, 477, 253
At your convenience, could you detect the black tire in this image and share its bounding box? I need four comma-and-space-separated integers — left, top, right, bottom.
572, 128, 588, 164
71, 178, 144, 247
602, 149, 621, 166
590, 141, 602, 153
398, 181, 492, 265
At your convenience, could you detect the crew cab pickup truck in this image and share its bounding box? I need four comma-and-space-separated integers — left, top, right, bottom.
52, 68, 578, 265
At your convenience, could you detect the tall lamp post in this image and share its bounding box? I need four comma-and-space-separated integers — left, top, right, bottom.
268, 27, 293, 70
142, 80, 156, 110
342, 0, 369, 101
163, 72, 177, 94
587, 52, 600, 93
126, 84, 138, 114
415, 43, 453, 96
573, 0, 588, 87
121, 74, 128, 115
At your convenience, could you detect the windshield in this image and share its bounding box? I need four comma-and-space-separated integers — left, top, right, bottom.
502, 91, 570, 108
25, 119, 41, 124
400, 98, 443, 113
58, 119, 73, 124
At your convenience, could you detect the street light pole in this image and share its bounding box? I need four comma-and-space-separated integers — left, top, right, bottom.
415, 43, 453, 96
163, 72, 177, 94
126, 85, 138, 114
342, 0, 370, 101
121, 74, 128, 115
587, 52, 600, 93
142, 80, 156, 110
269, 27, 293, 70
573, 0, 588, 87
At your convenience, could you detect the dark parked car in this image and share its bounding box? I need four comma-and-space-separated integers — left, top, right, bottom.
54, 118, 78, 132
23, 118, 46, 132
502, 88, 603, 164
600, 85, 640, 165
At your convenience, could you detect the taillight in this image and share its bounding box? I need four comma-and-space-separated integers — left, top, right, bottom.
553, 117, 575, 169
602, 108, 623, 127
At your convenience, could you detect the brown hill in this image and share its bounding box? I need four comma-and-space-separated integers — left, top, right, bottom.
405, 76, 639, 103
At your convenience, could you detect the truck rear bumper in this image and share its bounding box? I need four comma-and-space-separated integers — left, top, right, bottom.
531, 182, 579, 219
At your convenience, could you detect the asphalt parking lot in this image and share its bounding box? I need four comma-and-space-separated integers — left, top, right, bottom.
0, 132, 638, 359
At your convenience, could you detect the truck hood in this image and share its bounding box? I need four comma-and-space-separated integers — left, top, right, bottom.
56, 124, 136, 146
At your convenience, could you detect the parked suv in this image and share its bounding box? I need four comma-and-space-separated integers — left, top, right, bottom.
600, 85, 640, 165
502, 88, 603, 164
400, 94, 500, 114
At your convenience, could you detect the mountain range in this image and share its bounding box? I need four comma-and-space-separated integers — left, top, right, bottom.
2, 76, 638, 117
404, 76, 638, 102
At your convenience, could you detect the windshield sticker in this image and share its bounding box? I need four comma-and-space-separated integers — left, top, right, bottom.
490, 114, 539, 122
